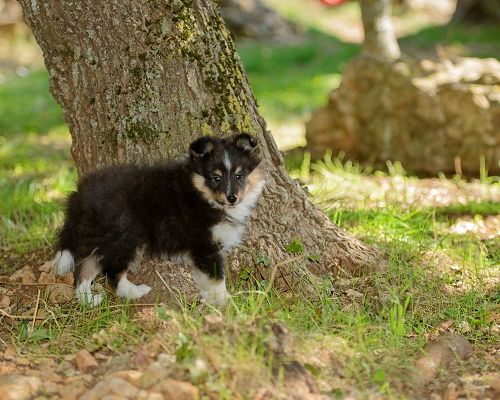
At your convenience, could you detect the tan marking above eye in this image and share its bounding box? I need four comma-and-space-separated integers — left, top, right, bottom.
235, 166, 243, 174
214, 169, 223, 176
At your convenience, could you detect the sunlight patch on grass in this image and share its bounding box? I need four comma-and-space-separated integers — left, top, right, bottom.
0, 70, 74, 252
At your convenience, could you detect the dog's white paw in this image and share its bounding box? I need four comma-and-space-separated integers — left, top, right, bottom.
116, 276, 151, 300
201, 287, 230, 307
191, 269, 230, 308
76, 290, 104, 306
134, 284, 152, 299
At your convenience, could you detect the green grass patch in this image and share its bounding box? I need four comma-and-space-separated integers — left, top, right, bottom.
238, 30, 359, 124
400, 23, 500, 58
0, 70, 74, 256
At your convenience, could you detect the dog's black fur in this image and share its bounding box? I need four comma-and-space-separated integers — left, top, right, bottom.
53, 133, 264, 306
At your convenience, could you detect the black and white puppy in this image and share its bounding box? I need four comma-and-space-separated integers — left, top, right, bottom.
53, 133, 265, 306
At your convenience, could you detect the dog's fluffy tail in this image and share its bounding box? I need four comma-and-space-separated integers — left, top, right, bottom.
53, 250, 75, 275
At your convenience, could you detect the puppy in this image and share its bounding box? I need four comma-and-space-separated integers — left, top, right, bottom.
53, 133, 265, 306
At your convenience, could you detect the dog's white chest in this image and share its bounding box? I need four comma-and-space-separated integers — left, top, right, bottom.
211, 222, 246, 252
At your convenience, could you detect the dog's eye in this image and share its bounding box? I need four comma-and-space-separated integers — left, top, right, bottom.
212, 175, 222, 183
235, 173, 243, 180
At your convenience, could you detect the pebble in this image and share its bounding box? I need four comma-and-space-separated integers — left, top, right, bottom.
0, 375, 41, 400
140, 362, 169, 388
345, 289, 364, 298
203, 313, 225, 332
152, 379, 198, 400
16, 358, 31, 366
59, 381, 85, 400
47, 284, 74, 303
3, 346, 16, 360
0, 294, 11, 309
38, 271, 56, 285
9, 266, 36, 284
74, 350, 98, 373
38, 261, 52, 273
109, 370, 143, 387
80, 377, 139, 400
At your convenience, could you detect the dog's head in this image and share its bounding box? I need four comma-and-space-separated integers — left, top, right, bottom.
189, 133, 264, 208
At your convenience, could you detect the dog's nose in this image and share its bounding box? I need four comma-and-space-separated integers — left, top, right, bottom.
227, 194, 237, 204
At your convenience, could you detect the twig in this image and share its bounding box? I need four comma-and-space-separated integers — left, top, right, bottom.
39, 298, 60, 329
0, 309, 45, 320
154, 270, 183, 307
0, 282, 74, 288
154, 270, 176, 297
30, 289, 41, 335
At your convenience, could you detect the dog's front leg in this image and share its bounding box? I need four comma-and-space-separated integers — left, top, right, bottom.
190, 251, 229, 307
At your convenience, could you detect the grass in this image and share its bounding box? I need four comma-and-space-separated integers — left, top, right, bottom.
0, 69, 74, 257
238, 30, 358, 124
0, 2, 499, 398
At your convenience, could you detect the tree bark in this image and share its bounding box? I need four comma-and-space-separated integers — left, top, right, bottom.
452, 0, 500, 23
359, 0, 400, 61
18, 0, 381, 283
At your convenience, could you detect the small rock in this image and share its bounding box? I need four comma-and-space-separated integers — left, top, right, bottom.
80, 377, 139, 400
345, 289, 364, 298
153, 379, 198, 400
140, 362, 169, 388
41, 381, 61, 395
203, 313, 225, 332
145, 392, 164, 400
74, 350, 98, 373
412, 333, 473, 386
39, 261, 52, 273
103, 354, 130, 373
37, 370, 62, 383
3, 346, 16, 360
16, 357, 30, 366
9, 266, 36, 284
58, 273, 74, 286
458, 321, 471, 333
443, 382, 458, 400
59, 380, 85, 400
0, 363, 16, 375
47, 284, 74, 303
135, 349, 151, 368
0, 295, 11, 309
109, 370, 143, 387
136, 390, 164, 400
0, 375, 42, 400
267, 321, 294, 356
38, 271, 56, 285
100, 395, 123, 400
157, 353, 175, 367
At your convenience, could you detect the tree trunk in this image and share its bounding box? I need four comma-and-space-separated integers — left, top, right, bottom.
452, 0, 500, 23
359, 0, 400, 61
18, 0, 381, 285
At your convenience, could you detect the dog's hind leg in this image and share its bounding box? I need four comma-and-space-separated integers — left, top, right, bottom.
103, 246, 151, 300
74, 251, 104, 306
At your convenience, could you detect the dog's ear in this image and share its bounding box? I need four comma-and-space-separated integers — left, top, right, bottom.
233, 133, 257, 153
190, 136, 215, 159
